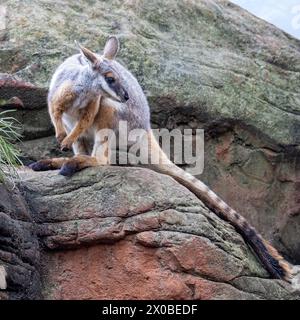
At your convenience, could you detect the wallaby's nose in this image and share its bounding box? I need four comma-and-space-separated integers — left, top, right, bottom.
123, 90, 129, 102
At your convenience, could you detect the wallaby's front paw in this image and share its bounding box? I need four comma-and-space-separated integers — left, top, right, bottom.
60, 137, 73, 152
56, 132, 67, 144
28, 159, 53, 171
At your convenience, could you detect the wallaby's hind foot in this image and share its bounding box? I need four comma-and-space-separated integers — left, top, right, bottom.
29, 157, 70, 171
59, 155, 99, 177
29, 155, 100, 175
29, 160, 53, 172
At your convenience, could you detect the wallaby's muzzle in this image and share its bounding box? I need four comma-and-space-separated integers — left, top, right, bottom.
107, 83, 129, 103
100, 86, 129, 103
120, 88, 129, 103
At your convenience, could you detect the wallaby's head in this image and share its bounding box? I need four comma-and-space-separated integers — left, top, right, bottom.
77, 36, 129, 103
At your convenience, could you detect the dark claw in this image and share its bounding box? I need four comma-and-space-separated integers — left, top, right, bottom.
59, 162, 79, 176
28, 161, 52, 171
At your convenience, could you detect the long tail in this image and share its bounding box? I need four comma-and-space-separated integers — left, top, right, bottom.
146, 131, 291, 281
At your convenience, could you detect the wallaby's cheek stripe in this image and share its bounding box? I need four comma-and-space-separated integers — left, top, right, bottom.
105, 72, 114, 78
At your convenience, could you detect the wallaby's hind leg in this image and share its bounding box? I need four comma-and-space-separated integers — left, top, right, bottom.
59, 131, 111, 176
29, 157, 70, 171
60, 97, 100, 151
29, 151, 98, 174
72, 136, 92, 155
59, 155, 99, 176
91, 131, 110, 165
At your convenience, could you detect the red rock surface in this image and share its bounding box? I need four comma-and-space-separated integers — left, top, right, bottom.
0, 73, 35, 89
0, 73, 47, 110
41, 234, 254, 300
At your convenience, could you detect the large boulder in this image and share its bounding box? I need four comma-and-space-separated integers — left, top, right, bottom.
0, 0, 299, 263
0, 167, 298, 300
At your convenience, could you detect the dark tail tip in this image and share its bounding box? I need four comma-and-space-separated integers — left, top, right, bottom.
262, 240, 292, 282
244, 226, 292, 282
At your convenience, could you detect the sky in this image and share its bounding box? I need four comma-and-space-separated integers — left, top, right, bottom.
230, 0, 300, 39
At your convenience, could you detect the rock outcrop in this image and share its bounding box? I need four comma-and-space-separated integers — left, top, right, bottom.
0, 182, 41, 300
0, 0, 299, 263
0, 167, 298, 300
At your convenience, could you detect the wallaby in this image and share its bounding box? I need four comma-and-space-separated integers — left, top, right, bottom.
46, 37, 129, 152
30, 36, 291, 281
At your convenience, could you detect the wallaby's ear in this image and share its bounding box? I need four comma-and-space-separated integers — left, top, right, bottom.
75, 41, 98, 65
103, 36, 119, 60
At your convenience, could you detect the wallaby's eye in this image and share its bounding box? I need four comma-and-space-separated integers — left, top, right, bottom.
105, 76, 115, 85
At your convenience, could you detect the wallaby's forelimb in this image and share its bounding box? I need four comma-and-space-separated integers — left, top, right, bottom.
49, 81, 101, 151
49, 81, 76, 144
30, 103, 113, 174
50, 103, 67, 144
60, 96, 101, 151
